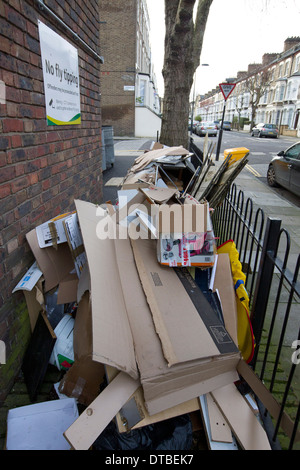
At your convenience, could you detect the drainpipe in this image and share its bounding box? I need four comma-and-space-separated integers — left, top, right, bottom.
35, 0, 104, 64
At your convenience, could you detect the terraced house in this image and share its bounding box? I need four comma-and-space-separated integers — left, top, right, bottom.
99, 0, 161, 137
198, 37, 300, 137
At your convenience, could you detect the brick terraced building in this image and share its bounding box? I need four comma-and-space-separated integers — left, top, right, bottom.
99, 0, 161, 137
0, 0, 103, 401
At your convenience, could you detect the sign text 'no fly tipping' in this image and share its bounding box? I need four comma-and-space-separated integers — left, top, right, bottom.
38, 21, 81, 126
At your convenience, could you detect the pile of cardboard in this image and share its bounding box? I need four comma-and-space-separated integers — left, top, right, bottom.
10, 141, 276, 451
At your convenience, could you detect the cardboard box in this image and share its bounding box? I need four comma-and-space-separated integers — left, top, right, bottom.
49, 314, 75, 371
26, 211, 85, 295
156, 202, 216, 267
26, 228, 75, 293
35, 212, 74, 248
116, 188, 216, 267
63, 212, 87, 278
58, 291, 106, 406
12, 262, 44, 330
74, 199, 240, 416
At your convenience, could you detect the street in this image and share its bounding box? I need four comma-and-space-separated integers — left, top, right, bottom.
191, 130, 300, 208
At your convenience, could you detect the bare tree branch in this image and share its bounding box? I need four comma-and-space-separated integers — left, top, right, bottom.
192, 0, 213, 66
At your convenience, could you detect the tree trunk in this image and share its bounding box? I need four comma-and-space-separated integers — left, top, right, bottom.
160, 0, 213, 149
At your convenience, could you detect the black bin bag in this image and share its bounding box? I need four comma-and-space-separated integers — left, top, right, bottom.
93, 414, 193, 451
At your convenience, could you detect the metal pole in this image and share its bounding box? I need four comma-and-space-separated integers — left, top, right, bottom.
215, 101, 226, 161
190, 76, 196, 136
190, 99, 195, 136
250, 217, 281, 367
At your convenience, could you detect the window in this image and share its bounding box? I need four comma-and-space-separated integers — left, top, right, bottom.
282, 109, 287, 125
285, 143, 300, 159
271, 67, 275, 81
294, 55, 300, 73
287, 109, 293, 128
139, 79, 146, 105
284, 61, 290, 77
279, 85, 285, 101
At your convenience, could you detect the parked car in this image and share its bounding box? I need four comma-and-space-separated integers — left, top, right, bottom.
188, 121, 198, 133
213, 120, 220, 129
195, 121, 218, 137
221, 121, 231, 130
251, 123, 279, 138
267, 141, 300, 197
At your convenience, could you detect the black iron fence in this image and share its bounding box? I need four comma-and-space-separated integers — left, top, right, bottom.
212, 183, 300, 450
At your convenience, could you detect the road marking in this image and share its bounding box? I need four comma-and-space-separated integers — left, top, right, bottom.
246, 164, 261, 177
251, 152, 266, 155
105, 177, 124, 186
114, 150, 145, 157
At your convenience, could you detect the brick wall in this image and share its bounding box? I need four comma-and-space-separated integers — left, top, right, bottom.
0, 0, 102, 401
99, 0, 136, 136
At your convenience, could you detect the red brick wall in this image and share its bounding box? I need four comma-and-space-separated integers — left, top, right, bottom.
0, 0, 102, 400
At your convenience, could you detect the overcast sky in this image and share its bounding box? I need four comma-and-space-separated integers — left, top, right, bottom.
146, 0, 300, 97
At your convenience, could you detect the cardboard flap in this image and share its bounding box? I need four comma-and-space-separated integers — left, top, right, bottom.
57, 272, 78, 304
74, 199, 138, 380
132, 146, 190, 173
140, 187, 179, 204
157, 203, 207, 234
26, 229, 75, 292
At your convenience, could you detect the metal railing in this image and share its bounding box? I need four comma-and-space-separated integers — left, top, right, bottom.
212, 183, 300, 450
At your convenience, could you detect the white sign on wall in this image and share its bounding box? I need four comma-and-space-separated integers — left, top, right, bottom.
38, 21, 81, 125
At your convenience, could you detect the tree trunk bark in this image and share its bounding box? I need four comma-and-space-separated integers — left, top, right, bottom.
160, 0, 213, 149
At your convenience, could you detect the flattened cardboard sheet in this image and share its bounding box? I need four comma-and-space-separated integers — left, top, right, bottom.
114, 232, 239, 415
74, 200, 138, 380
212, 253, 238, 345
130, 237, 238, 366
74, 199, 240, 417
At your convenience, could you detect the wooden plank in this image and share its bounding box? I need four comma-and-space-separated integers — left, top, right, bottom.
199, 395, 238, 450
237, 359, 300, 442
63, 372, 140, 450
211, 383, 271, 450
206, 393, 232, 443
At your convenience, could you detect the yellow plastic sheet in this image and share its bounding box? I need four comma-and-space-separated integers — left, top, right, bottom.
217, 240, 255, 363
